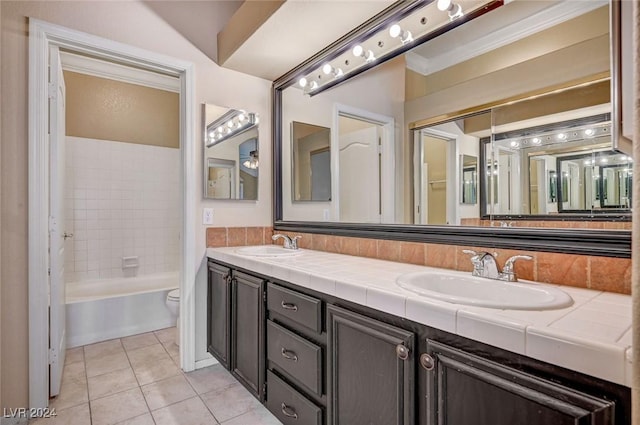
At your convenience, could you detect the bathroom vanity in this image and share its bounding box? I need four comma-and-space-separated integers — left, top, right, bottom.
206, 246, 631, 425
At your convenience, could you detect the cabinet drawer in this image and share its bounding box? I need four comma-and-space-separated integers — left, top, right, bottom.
267, 283, 322, 333
266, 370, 322, 425
267, 320, 322, 396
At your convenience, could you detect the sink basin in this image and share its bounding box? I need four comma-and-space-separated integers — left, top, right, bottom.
235, 245, 303, 257
396, 271, 573, 310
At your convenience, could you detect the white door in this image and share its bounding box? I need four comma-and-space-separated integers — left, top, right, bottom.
49, 45, 67, 397
339, 127, 380, 223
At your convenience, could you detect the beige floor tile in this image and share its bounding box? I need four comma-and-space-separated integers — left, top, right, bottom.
152, 396, 218, 425
201, 383, 262, 423
220, 405, 282, 425
184, 364, 237, 395
86, 351, 130, 378
51, 362, 88, 410
84, 339, 124, 360
90, 387, 149, 425
154, 327, 177, 344
141, 374, 196, 411
65, 347, 85, 365
127, 343, 171, 366
115, 413, 155, 425
88, 367, 138, 400
122, 332, 159, 352
30, 402, 91, 425
163, 341, 180, 365
131, 356, 181, 386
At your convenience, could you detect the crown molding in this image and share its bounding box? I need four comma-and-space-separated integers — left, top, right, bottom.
407, 0, 607, 76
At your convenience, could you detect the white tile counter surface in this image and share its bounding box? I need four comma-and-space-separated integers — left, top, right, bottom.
206, 246, 633, 388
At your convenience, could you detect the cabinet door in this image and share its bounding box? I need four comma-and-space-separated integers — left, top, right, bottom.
424, 340, 615, 425
232, 271, 266, 401
207, 262, 231, 369
327, 305, 415, 425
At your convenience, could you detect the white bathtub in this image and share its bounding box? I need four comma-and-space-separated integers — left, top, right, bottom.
66, 272, 178, 348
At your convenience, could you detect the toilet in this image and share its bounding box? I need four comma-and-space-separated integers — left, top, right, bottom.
166, 289, 180, 346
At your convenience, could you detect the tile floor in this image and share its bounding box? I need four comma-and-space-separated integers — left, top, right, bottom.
31, 328, 283, 425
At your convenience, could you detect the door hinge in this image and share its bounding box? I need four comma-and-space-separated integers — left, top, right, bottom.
263, 291, 267, 303
262, 382, 267, 396
49, 347, 57, 365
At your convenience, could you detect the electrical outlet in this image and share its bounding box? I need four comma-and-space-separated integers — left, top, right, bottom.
203, 208, 214, 225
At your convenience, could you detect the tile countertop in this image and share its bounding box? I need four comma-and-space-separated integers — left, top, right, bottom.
206, 246, 633, 388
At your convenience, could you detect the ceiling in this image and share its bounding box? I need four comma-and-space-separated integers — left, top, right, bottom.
217, 0, 395, 81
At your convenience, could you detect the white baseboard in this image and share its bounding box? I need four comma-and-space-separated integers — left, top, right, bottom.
195, 356, 219, 369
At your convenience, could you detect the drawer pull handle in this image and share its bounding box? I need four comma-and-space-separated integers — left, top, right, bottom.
281, 348, 298, 362
281, 402, 298, 419
281, 301, 298, 311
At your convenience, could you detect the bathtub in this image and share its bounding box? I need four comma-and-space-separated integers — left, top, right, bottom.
66, 272, 178, 348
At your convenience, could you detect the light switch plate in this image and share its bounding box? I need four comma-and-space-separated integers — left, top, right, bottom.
203, 208, 214, 225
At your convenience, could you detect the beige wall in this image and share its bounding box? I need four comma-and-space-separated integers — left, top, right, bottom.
64, 71, 179, 148
1, 1, 272, 410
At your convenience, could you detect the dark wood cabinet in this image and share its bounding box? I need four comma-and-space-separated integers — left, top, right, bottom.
424, 340, 616, 425
207, 262, 231, 369
327, 304, 415, 425
231, 271, 266, 401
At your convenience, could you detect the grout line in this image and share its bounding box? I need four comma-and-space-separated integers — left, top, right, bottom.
120, 338, 155, 423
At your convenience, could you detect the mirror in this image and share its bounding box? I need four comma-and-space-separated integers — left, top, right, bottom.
272, 0, 630, 257
292, 121, 331, 202
460, 155, 477, 205
277, 0, 627, 226
203, 104, 259, 200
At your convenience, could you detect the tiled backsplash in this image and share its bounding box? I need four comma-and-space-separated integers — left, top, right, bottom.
64, 137, 180, 282
206, 227, 631, 295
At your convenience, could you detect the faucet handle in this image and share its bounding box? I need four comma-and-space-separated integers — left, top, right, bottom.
290, 236, 302, 249
502, 255, 533, 281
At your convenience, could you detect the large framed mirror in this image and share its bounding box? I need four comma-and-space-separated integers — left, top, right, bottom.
203, 104, 259, 200
272, 0, 630, 257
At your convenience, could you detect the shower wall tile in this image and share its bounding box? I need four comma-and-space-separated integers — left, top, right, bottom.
64, 137, 180, 283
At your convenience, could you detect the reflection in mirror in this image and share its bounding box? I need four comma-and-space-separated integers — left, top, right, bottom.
292, 121, 331, 202
461, 155, 477, 205
278, 0, 624, 228
203, 104, 258, 200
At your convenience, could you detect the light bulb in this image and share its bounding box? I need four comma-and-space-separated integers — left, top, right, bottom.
352, 44, 376, 62
308, 81, 318, 90
209, 131, 214, 138
556, 133, 566, 140
238, 113, 246, 122
584, 160, 592, 165
217, 126, 224, 133
227, 120, 234, 128
389, 24, 401, 38
600, 157, 609, 164
509, 141, 519, 148
437, 0, 452, 11
298, 77, 307, 88
531, 137, 541, 145
352, 45, 363, 57
322, 63, 333, 74
584, 128, 595, 137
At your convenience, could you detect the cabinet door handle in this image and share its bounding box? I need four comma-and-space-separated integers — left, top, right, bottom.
281, 402, 298, 419
396, 344, 410, 361
281, 348, 298, 362
420, 353, 435, 371
281, 301, 298, 311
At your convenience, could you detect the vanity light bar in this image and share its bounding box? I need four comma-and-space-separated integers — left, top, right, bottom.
206, 110, 258, 147
294, 0, 504, 96
498, 121, 611, 150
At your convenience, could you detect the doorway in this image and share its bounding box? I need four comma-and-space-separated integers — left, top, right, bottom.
333, 105, 395, 223
28, 19, 196, 409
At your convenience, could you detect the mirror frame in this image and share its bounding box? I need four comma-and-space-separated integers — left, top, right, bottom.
272, 0, 630, 258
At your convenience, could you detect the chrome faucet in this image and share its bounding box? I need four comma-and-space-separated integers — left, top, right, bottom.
272, 234, 302, 250
463, 250, 532, 282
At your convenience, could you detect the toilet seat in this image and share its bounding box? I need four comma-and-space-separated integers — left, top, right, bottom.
167, 289, 180, 301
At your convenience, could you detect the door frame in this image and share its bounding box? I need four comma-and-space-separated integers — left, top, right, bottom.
332, 104, 395, 223
28, 19, 196, 409
414, 128, 458, 225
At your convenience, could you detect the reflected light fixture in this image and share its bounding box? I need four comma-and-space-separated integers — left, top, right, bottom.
322, 63, 343, 78
437, 0, 464, 20
352, 45, 376, 62
389, 24, 413, 44
243, 150, 259, 169
206, 109, 258, 147
556, 133, 567, 140
509, 141, 519, 148
531, 137, 541, 145
584, 128, 595, 137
